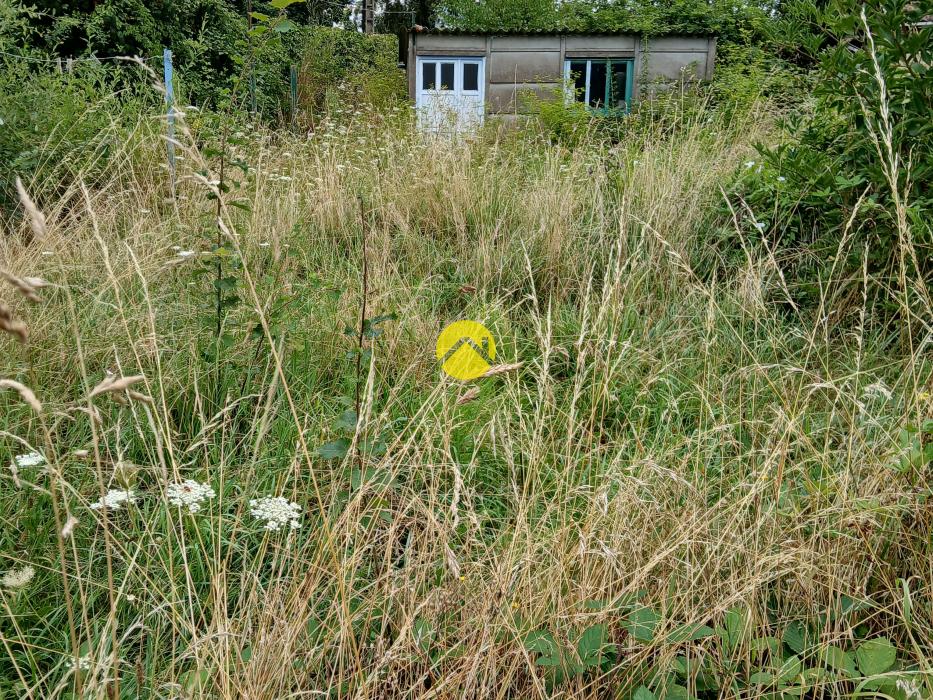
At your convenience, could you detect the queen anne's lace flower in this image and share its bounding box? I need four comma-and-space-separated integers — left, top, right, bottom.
166, 480, 215, 513
65, 655, 92, 672
896, 679, 923, 700
249, 496, 302, 531
2, 565, 35, 589
13, 452, 45, 468
90, 489, 137, 511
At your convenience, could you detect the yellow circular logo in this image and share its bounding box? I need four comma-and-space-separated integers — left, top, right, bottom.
436, 320, 496, 381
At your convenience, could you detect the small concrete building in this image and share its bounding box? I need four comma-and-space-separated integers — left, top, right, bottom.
403, 29, 716, 130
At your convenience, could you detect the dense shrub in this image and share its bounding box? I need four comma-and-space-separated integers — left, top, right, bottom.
0, 57, 156, 219
297, 27, 406, 114
728, 0, 932, 308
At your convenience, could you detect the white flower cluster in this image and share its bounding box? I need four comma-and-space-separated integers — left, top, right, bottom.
13, 452, 45, 468
166, 480, 215, 513
249, 496, 302, 531
90, 489, 137, 511
1, 565, 35, 589
896, 679, 923, 700
65, 655, 92, 672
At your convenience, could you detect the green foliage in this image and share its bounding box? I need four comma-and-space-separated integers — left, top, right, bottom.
0, 56, 155, 217
522, 601, 921, 696
728, 0, 932, 307
298, 28, 406, 114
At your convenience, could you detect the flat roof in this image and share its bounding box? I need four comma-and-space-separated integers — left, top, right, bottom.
411, 27, 715, 37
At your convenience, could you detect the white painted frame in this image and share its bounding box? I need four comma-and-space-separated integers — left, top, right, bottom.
415, 56, 486, 127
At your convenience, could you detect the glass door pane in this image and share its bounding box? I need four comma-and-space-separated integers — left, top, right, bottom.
422, 62, 437, 91
440, 62, 455, 90
570, 61, 588, 102
463, 62, 479, 92
610, 62, 629, 109
588, 60, 607, 108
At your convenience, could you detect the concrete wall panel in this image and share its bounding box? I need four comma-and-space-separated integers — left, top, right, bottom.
645, 36, 710, 52
642, 51, 708, 80
564, 35, 636, 52
490, 35, 560, 51
489, 51, 561, 83
415, 35, 487, 52
487, 82, 561, 113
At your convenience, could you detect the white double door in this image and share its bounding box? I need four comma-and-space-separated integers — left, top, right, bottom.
415, 57, 485, 133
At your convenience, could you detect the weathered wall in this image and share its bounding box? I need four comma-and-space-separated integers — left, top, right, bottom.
639, 36, 716, 84
410, 33, 716, 115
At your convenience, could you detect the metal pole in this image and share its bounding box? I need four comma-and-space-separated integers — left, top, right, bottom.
163, 48, 176, 194
290, 64, 299, 128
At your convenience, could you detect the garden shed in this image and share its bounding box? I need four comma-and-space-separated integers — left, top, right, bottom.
403, 28, 716, 131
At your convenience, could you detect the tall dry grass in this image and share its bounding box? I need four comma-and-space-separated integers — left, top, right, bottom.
0, 98, 930, 699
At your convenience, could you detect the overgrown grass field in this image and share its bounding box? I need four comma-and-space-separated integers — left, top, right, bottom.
0, 98, 931, 699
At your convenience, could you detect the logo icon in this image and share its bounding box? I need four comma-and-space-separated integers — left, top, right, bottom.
436, 320, 496, 381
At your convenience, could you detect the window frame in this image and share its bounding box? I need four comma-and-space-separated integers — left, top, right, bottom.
461, 60, 482, 95
564, 58, 635, 114
417, 57, 484, 96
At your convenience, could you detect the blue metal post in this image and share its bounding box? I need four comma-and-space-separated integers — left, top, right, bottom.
163, 48, 176, 192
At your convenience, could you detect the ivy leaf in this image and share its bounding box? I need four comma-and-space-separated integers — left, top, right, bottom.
333, 409, 358, 431
855, 637, 896, 676
626, 605, 659, 643
783, 621, 808, 654
412, 617, 434, 652
632, 686, 657, 700
179, 669, 210, 692
274, 18, 297, 33
317, 439, 350, 460
668, 623, 715, 643
778, 654, 802, 683
820, 645, 856, 677
524, 629, 561, 667
577, 623, 612, 667
723, 606, 750, 652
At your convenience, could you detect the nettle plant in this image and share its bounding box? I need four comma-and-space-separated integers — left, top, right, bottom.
185, 1, 302, 367
520, 597, 927, 698
317, 199, 398, 479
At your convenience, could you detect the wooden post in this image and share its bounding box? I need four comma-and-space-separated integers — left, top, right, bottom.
163, 48, 176, 194
362, 0, 374, 34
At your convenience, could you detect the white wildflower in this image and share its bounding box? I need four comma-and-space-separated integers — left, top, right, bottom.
177, 250, 196, 258
753, 222, 766, 231
14, 452, 45, 468
61, 515, 78, 539
863, 381, 893, 401
896, 679, 923, 700
744, 160, 756, 168
90, 489, 137, 511
249, 496, 302, 531
777, 176, 786, 182
166, 479, 215, 513
65, 655, 92, 672
2, 565, 35, 589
